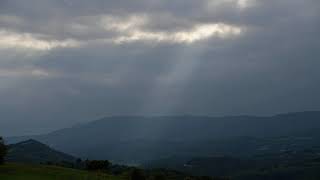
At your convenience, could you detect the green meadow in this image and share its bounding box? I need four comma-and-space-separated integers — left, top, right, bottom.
0, 163, 124, 180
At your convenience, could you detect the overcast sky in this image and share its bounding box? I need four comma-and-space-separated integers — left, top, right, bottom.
1, 0, 320, 136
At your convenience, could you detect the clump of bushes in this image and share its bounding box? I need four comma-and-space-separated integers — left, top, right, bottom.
85, 160, 111, 171
130, 168, 146, 180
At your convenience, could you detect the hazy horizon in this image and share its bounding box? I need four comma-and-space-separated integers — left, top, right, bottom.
4, 110, 320, 137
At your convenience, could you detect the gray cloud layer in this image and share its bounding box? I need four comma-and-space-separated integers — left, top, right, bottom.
0, 0, 320, 136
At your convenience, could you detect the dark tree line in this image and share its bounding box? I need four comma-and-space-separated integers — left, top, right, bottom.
0, 137, 7, 164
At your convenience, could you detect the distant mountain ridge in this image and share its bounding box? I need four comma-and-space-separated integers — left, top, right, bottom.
6, 111, 320, 163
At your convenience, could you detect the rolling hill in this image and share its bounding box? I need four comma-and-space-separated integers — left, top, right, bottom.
6, 139, 76, 164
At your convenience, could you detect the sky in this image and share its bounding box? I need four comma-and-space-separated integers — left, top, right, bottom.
0, 0, 320, 136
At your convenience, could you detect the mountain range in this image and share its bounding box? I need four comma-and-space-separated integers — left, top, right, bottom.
6, 111, 320, 163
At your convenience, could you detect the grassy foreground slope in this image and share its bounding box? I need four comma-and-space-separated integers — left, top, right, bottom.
0, 163, 124, 180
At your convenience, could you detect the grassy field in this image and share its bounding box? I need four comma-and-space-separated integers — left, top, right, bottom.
0, 163, 125, 180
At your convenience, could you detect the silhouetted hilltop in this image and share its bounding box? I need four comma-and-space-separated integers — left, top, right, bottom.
6, 139, 76, 164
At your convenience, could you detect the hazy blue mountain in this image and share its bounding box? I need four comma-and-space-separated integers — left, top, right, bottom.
6, 111, 320, 163
6, 139, 76, 164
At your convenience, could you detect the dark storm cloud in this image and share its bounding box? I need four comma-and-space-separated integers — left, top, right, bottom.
0, 0, 320, 136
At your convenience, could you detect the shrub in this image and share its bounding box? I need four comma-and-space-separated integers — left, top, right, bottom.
130, 168, 146, 180
85, 160, 111, 170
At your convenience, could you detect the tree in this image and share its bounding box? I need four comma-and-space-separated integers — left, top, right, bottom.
130, 168, 146, 180
76, 158, 82, 165
0, 137, 7, 164
154, 173, 166, 180
85, 160, 111, 171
